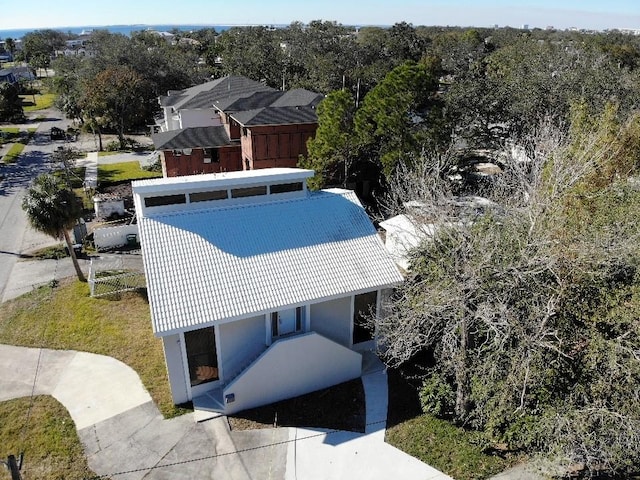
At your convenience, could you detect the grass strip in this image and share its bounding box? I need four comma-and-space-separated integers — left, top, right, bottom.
2, 142, 25, 163
0, 396, 96, 480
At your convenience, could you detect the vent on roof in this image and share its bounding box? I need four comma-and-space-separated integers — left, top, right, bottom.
190, 190, 228, 203
270, 182, 303, 194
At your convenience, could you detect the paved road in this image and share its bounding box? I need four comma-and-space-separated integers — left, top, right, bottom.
0, 121, 60, 301
0, 108, 99, 300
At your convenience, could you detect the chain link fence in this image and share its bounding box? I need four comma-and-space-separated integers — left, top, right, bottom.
88, 254, 146, 298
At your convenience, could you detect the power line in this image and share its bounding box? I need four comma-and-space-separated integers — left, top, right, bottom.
85, 419, 388, 479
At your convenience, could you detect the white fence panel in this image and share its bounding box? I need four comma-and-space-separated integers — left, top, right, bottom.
93, 224, 139, 251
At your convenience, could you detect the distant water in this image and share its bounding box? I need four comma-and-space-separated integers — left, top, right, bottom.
0, 24, 282, 40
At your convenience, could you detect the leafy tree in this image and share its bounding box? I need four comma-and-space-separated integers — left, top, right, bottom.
22, 29, 65, 71
4, 37, 15, 57
22, 174, 86, 282
81, 66, 148, 149
0, 82, 25, 123
51, 30, 201, 137
216, 26, 284, 88
376, 110, 640, 475
300, 89, 356, 189
354, 60, 438, 179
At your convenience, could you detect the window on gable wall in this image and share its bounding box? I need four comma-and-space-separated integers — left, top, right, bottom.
204, 148, 220, 163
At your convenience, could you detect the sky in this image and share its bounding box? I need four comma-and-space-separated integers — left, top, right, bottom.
1, 0, 639, 31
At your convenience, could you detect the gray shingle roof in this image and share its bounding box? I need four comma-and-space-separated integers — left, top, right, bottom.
213, 91, 284, 112
152, 126, 231, 150
166, 76, 275, 111
270, 89, 324, 108
231, 106, 318, 126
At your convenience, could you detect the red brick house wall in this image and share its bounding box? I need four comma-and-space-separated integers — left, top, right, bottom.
162, 146, 242, 177
241, 124, 318, 170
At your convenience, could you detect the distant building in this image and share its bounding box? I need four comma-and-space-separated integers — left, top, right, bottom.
153, 75, 323, 177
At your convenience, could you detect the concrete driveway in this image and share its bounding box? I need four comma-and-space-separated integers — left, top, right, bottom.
0, 343, 452, 480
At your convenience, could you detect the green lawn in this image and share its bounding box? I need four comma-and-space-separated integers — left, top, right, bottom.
98, 161, 162, 184
21, 93, 56, 112
0, 276, 188, 479
0, 396, 96, 480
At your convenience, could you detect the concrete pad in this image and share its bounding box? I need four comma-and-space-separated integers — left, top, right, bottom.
81, 401, 160, 453
52, 351, 152, 430
232, 427, 289, 480
286, 427, 454, 480
362, 371, 388, 438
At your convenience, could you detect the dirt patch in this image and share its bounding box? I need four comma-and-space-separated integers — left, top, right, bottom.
228, 379, 365, 433
100, 180, 133, 198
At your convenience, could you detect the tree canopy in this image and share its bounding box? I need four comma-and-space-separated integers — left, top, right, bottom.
22, 174, 86, 282
376, 107, 640, 475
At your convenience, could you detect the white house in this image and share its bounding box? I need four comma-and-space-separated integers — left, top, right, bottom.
132, 168, 403, 415
379, 214, 437, 272
380, 196, 500, 272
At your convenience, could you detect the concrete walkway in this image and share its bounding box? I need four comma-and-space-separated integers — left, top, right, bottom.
80, 151, 98, 190
285, 355, 453, 480
0, 343, 453, 479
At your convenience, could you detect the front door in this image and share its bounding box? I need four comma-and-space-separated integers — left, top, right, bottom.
277, 308, 297, 336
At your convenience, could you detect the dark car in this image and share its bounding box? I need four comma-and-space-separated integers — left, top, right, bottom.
50, 127, 65, 140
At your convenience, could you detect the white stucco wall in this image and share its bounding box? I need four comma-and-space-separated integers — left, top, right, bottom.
163, 334, 189, 404
309, 296, 352, 347
179, 109, 222, 129
93, 224, 139, 251
222, 332, 362, 415
218, 315, 266, 383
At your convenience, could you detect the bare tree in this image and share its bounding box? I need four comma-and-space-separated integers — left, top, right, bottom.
375, 111, 640, 474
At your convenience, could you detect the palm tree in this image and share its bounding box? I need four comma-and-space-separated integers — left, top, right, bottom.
22, 174, 86, 282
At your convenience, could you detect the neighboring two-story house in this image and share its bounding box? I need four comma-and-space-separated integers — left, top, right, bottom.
132, 168, 403, 415
153, 76, 323, 177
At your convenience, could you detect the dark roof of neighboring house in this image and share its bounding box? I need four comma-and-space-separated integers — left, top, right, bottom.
214, 88, 324, 114
159, 76, 274, 110
270, 89, 324, 108
232, 106, 318, 127
152, 126, 232, 150
213, 91, 284, 112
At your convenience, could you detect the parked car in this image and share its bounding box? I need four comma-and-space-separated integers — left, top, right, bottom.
50, 127, 65, 140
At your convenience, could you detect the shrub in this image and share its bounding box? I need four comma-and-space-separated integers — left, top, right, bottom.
105, 140, 121, 151
419, 374, 456, 418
